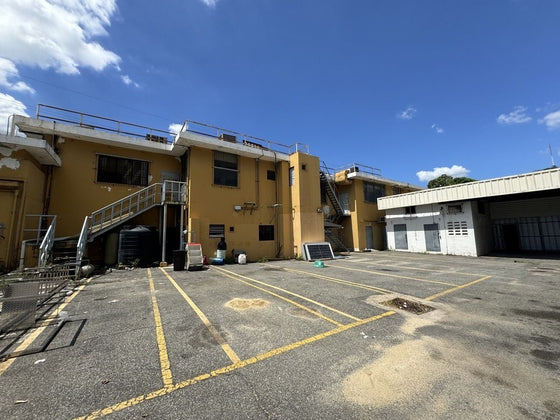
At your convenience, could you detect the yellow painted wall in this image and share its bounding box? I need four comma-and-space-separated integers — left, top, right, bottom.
289, 152, 324, 257
0, 149, 46, 269
187, 147, 292, 261
47, 137, 181, 237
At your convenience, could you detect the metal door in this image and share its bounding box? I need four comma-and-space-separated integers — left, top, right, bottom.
424, 223, 441, 252
365, 226, 374, 249
394, 224, 408, 250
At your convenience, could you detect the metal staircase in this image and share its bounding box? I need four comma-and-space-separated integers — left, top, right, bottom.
325, 229, 350, 252
320, 164, 345, 224
76, 181, 187, 267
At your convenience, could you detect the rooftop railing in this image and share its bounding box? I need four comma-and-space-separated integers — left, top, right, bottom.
35, 104, 174, 144
334, 162, 382, 176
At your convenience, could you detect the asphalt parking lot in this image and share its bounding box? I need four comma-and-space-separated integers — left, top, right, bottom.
1, 251, 559, 419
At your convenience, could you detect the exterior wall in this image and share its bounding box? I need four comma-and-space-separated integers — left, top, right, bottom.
289, 152, 324, 257
47, 137, 181, 238
0, 148, 47, 269
187, 147, 296, 261
385, 201, 479, 256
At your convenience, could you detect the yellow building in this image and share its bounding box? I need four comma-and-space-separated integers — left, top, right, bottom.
321, 164, 421, 252
0, 105, 325, 271
0, 105, 418, 272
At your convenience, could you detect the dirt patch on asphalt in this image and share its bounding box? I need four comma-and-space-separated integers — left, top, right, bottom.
382, 297, 434, 314
225, 298, 269, 311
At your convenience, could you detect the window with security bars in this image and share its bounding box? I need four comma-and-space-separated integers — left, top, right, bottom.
259, 225, 274, 241
209, 224, 225, 238
97, 155, 149, 186
363, 182, 385, 203
447, 221, 468, 236
214, 151, 238, 187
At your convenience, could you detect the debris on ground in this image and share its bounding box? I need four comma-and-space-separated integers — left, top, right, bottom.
383, 297, 434, 315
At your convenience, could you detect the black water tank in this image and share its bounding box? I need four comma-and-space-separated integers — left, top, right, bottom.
118, 226, 158, 267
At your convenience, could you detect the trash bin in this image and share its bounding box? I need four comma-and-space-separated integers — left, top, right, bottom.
173, 250, 186, 271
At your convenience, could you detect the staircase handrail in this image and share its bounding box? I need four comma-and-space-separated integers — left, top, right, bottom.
76, 216, 90, 271
38, 216, 57, 266
320, 162, 344, 219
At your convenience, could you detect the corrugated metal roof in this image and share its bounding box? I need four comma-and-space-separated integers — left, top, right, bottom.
377, 167, 560, 210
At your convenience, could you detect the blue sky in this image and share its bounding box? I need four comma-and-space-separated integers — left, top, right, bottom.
1, 0, 559, 185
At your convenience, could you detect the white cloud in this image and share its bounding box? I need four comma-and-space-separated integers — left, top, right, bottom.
416, 165, 470, 183
121, 75, 139, 88
200, 0, 218, 7
168, 123, 185, 134
497, 106, 532, 125
431, 123, 444, 134
397, 106, 417, 120
0, 93, 29, 134
0, 58, 35, 94
0, 0, 120, 76
540, 110, 560, 130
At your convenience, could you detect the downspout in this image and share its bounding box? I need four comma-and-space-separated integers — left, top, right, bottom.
274, 152, 281, 257
255, 158, 260, 208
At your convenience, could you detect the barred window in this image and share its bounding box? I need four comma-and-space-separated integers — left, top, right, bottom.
259, 225, 274, 241
363, 182, 385, 203
97, 155, 149, 186
209, 224, 225, 238
214, 152, 238, 187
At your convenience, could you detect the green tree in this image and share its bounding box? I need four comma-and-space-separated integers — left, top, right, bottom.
428, 174, 476, 189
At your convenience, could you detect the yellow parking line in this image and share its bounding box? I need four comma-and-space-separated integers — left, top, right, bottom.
327, 264, 456, 286
74, 311, 395, 420
159, 268, 241, 364
147, 269, 172, 388
212, 266, 349, 325
0, 277, 92, 376
424, 275, 492, 301
266, 264, 393, 294
339, 260, 485, 277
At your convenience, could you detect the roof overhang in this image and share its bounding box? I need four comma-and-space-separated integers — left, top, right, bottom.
174, 130, 290, 162
12, 115, 186, 157
0, 134, 61, 166
345, 171, 424, 190
378, 167, 560, 210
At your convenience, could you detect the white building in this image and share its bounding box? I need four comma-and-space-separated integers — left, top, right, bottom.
377, 168, 560, 257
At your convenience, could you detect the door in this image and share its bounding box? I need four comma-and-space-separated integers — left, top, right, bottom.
424, 223, 441, 252
394, 224, 408, 250
365, 225, 374, 249
0, 182, 23, 271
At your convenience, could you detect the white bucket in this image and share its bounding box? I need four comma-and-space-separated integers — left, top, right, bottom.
217, 249, 226, 259
237, 253, 247, 264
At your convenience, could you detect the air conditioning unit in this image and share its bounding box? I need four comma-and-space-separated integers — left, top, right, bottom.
220, 133, 237, 143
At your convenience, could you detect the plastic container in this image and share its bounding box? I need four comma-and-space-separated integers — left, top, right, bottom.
118, 226, 158, 266
173, 250, 186, 271
217, 249, 226, 259
237, 253, 247, 264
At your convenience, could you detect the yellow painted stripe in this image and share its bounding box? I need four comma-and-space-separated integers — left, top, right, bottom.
423, 275, 492, 301
147, 268, 173, 387
159, 268, 241, 364
74, 311, 395, 420
266, 264, 393, 294
212, 266, 347, 326
0, 277, 92, 376
327, 264, 456, 286
339, 260, 485, 277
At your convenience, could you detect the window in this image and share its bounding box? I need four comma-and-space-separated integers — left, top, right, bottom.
259, 225, 274, 241
363, 182, 385, 203
289, 166, 295, 186
97, 155, 149, 186
209, 224, 225, 238
267, 170, 276, 181
405, 206, 416, 215
392, 186, 403, 195
214, 152, 238, 187
447, 204, 463, 214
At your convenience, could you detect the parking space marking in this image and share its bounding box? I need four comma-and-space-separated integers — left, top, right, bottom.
159, 268, 241, 364
423, 275, 492, 301
0, 277, 92, 376
327, 264, 456, 286
266, 264, 394, 294
147, 269, 173, 388
339, 259, 485, 277
75, 310, 396, 420
212, 266, 350, 325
